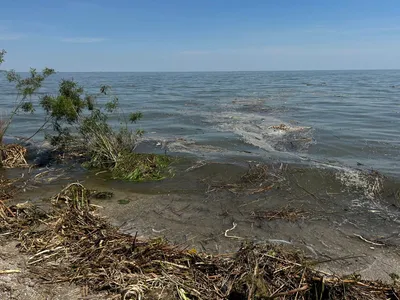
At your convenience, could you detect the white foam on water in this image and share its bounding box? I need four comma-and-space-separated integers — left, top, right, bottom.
335, 168, 374, 200
140, 133, 244, 157
143, 100, 314, 159
318, 163, 399, 222
167, 140, 226, 155
207, 110, 313, 154
316, 162, 382, 202
140, 97, 314, 158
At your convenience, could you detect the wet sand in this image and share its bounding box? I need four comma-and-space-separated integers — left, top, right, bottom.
9, 160, 400, 283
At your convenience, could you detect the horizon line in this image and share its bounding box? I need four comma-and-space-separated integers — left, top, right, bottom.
2, 68, 400, 73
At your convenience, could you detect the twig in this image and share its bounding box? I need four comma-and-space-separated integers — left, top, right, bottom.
0, 200, 15, 217
354, 234, 385, 246
0, 269, 21, 274
224, 222, 244, 239
295, 268, 307, 300
269, 283, 285, 297
154, 260, 189, 270
265, 254, 333, 277
271, 285, 309, 298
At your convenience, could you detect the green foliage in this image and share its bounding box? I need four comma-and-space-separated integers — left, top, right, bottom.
41, 80, 86, 126
21, 102, 35, 113
105, 96, 119, 112
0, 49, 5, 65
78, 111, 143, 173
7, 67, 55, 99
0, 51, 55, 143
41, 79, 168, 181
111, 153, 173, 181
129, 112, 143, 123
1, 50, 170, 181
136, 128, 145, 136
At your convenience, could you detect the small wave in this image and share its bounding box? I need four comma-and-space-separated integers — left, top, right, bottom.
141, 135, 238, 157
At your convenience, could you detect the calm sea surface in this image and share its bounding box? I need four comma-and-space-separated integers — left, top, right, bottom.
1, 70, 399, 178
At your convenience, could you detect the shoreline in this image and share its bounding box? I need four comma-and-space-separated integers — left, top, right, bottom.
1, 181, 399, 299
1, 156, 400, 298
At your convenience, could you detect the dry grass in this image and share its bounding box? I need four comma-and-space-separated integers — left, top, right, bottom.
0, 144, 28, 168
0, 183, 399, 299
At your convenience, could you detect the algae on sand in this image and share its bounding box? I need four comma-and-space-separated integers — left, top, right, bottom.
111, 152, 174, 181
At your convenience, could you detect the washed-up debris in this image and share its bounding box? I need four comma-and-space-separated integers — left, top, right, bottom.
206, 163, 285, 195
252, 206, 307, 222
0, 182, 398, 299
0, 144, 28, 168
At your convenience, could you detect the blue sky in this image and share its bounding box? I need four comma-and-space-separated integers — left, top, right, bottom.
1, 0, 400, 71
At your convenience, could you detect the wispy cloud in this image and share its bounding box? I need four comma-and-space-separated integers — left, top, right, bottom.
61, 37, 106, 43
303, 28, 338, 34
0, 25, 23, 40
357, 27, 400, 33
180, 50, 212, 55
303, 26, 400, 35
66, 1, 103, 10
0, 34, 22, 40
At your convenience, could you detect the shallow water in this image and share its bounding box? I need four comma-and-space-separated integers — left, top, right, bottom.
1, 70, 400, 177
8, 160, 400, 281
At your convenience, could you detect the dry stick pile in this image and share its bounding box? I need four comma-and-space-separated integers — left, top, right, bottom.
0, 183, 399, 299
0, 144, 28, 168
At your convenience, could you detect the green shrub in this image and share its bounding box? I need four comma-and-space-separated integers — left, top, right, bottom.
42, 80, 171, 181
1, 50, 171, 181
